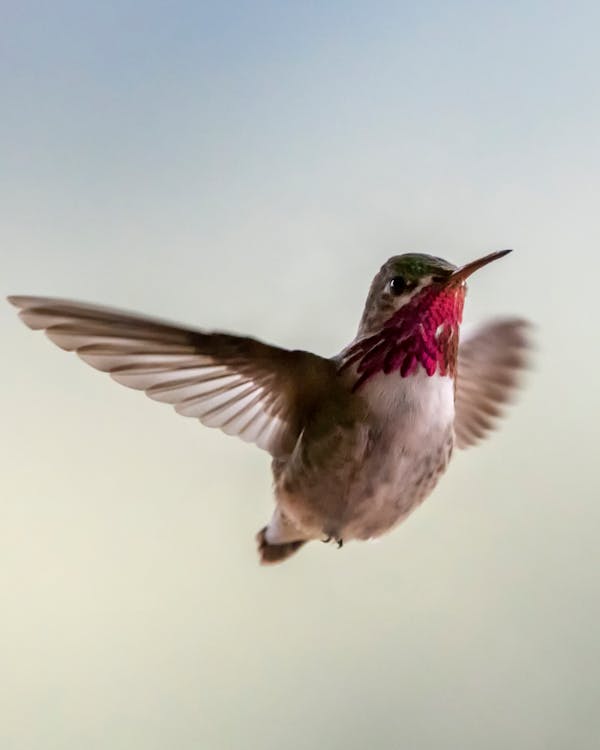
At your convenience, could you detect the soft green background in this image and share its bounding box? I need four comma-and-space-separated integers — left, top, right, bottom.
2, 2, 599, 749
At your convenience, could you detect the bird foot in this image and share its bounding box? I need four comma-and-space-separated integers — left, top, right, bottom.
321, 535, 344, 548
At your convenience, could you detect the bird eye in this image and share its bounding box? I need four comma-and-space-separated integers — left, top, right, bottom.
389, 276, 407, 296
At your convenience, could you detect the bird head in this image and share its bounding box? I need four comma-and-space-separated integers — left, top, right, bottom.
345, 250, 512, 390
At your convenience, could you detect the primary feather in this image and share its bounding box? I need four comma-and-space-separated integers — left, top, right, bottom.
8, 295, 333, 458
454, 319, 531, 448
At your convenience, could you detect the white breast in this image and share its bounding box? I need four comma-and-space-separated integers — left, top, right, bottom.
362, 369, 455, 439
342, 369, 456, 540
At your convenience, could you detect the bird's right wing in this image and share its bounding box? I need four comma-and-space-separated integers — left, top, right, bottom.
455, 318, 531, 448
9, 296, 335, 458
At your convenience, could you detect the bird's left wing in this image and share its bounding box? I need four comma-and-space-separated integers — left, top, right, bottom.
455, 318, 531, 449
8, 296, 334, 458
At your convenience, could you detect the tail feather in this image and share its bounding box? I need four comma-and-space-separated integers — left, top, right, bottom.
256, 527, 306, 565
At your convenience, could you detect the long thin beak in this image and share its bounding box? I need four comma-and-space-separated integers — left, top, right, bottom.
450, 249, 513, 283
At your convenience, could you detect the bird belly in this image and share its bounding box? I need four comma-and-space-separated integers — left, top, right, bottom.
340, 424, 454, 540
275, 370, 455, 543
345, 371, 455, 540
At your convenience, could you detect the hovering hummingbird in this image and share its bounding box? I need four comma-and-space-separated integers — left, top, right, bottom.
9, 249, 530, 565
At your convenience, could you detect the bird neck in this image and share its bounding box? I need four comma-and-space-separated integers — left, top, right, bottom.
341, 284, 465, 391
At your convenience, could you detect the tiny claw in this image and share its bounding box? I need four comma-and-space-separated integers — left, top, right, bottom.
322, 535, 332, 544
336, 538, 344, 549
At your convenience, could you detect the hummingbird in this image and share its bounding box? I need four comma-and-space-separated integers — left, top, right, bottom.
8, 249, 530, 565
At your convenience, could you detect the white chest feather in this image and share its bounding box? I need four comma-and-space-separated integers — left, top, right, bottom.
362, 369, 455, 441
340, 370, 456, 539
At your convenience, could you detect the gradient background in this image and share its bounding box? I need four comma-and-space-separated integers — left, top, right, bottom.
2, 2, 599, 749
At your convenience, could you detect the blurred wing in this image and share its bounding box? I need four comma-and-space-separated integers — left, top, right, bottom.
9, 296, 333, 458
455, 318, 531, 449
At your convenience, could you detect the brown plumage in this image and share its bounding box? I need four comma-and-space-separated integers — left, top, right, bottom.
8, 252, 531, 564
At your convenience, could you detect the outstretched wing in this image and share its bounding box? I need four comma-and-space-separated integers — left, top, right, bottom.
455, 318, 531, 449
9, 296, 334, 458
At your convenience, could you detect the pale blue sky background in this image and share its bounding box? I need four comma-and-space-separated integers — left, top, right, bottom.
2, 3, 599, 749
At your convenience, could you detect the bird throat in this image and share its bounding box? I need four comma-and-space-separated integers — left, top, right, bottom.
341, 284, 466, 391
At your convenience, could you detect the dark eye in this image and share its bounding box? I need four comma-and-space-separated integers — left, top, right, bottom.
389, 276, 407, 296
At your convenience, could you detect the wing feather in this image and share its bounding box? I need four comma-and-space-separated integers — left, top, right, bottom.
455, 318, 531, 449
8, 295, 333, 457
